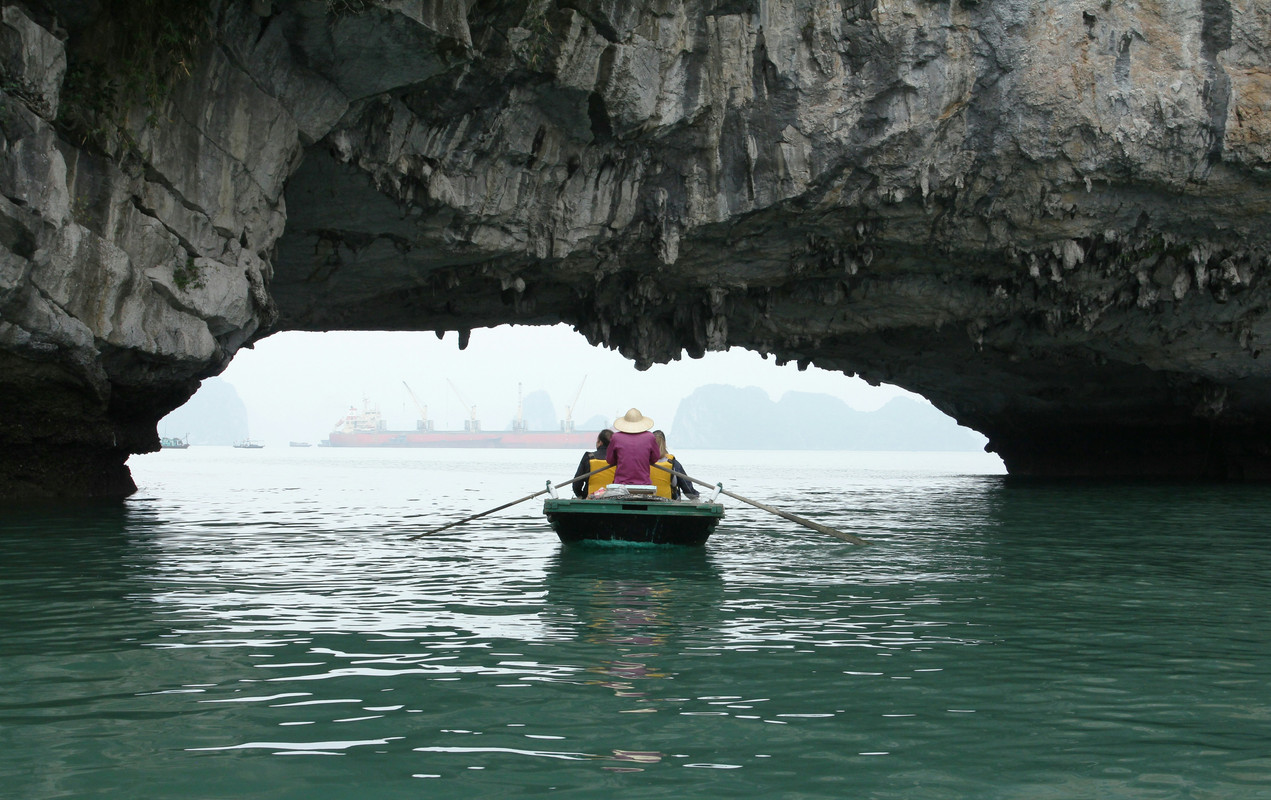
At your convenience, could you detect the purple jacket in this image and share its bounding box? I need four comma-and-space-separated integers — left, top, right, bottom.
606, 431, 661, 485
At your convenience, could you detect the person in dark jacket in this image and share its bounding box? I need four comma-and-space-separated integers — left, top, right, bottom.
653, 430, 699, 500
572, 429, 613, 497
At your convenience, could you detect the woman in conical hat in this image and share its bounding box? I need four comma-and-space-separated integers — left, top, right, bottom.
606, 408, 661, 485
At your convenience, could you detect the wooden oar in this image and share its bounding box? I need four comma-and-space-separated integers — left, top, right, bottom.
409, 464, 614, 539
653, 463, 869, 546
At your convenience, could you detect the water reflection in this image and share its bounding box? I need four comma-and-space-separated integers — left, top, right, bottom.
0, 503, 165, 658
542, 547, 724, 648
541, 547, 725, 771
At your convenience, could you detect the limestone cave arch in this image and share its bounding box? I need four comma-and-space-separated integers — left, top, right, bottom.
3, 0, 1271, 498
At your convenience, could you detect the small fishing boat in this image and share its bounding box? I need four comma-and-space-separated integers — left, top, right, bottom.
159, 435, 189, 449
233, 437, 264, 449
543, 486, 725, 546
413, 475, 864, 546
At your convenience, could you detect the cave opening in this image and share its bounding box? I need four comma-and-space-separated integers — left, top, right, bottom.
156, 324, 996, 459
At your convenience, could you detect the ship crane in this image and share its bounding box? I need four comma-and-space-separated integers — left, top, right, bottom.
446, 379, 480, 432
513, 383, 527, 432
402, 381, 434, 432
560, 375, 586, 432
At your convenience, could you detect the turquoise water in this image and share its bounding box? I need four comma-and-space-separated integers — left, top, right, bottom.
2, 448, 1270, 798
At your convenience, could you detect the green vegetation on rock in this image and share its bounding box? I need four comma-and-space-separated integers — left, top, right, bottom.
55, 0, 211, 154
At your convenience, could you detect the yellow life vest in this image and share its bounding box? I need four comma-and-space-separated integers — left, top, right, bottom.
650, 459, 674, 498
586, 458, 616, 496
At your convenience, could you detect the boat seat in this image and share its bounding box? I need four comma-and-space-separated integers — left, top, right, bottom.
605, 484, 657, 495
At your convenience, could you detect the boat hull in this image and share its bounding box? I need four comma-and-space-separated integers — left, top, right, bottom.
543, 498, 725, 546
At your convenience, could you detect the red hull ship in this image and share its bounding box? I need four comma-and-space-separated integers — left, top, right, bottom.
326, 430, 595, 448
325, 396, 595, 449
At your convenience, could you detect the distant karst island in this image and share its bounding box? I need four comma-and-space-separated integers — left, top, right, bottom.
159, 379, 250, 446
670, 385, 986, 451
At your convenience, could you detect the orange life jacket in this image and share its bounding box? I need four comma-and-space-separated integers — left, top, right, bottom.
650, 459, 674, 498
586, 458, 616, 496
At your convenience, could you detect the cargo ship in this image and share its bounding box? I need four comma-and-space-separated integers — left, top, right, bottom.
324, 383, 598, 449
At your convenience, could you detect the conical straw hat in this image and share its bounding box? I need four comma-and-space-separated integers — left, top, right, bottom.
613, 407, 654, 433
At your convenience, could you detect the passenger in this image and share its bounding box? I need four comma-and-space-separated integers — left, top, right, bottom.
653, 430, 700, 500
649, 446, 674, 499
606, 408, 662, 488
572, 429, 614, 498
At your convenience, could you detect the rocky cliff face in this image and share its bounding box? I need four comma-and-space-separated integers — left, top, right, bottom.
2, 0, 1270, 498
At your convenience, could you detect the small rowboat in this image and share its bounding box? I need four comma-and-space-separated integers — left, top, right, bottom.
543, 486, 725, 546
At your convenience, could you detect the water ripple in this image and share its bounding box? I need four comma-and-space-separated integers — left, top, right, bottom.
2, 451, 1270, 798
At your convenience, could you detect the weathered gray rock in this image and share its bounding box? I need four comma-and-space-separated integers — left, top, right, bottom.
3, 0, 1271, 497
0, 4, 65, 119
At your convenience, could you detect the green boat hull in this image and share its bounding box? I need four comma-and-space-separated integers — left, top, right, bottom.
543, 497, 725, 546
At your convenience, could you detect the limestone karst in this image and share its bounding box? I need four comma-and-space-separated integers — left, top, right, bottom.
1, 0, 1269, 497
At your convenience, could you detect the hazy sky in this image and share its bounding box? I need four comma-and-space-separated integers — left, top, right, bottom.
191, 323, 923, 444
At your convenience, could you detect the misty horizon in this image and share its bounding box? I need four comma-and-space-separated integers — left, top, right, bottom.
160, 325, 991, 454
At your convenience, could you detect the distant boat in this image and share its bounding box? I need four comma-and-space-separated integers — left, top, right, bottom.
233, 437, 264, 449
160, 435, 189, 449
289, 441, 311, 448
